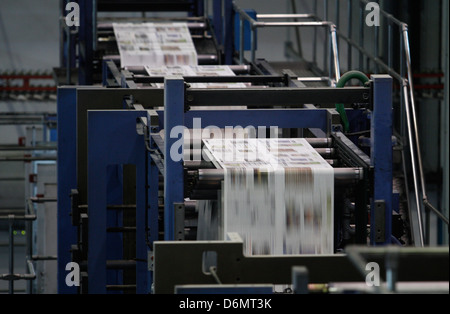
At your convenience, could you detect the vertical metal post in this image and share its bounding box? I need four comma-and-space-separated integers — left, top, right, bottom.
223, 0, 233, 65
57, 87, 78, 294
66, 27, 72, 85
426, 210, 431, 245
148, 125, 160, 286
442, 0, 450, 245
26, 212, 33, 294
335, 0, 340, 28
251, 27, 257, 63
400, 30, 406, 139
402, 23, 428, 246
328, 27, 332, 81
370, 75, 393, 245
135, 134, 148, 294
385, 248, 399, 293
402, 83, 425, 247
359, 2, 364, 71
388, 21, 393, 69
92, 0, 97, 52
239, 16, 245, 64
402, 24, 427, 215
213, 0, 223, 46
313, 0, 318, 65
374, 17, 379, 73
59, 0, 65, 68
78, 0, 93, 85
164, 77, 185, 241
355, 169, 369, 244
330, 25, 341, 83
9, 216, 14, 294
347, 0, 353, 71
323, 0, 329, 73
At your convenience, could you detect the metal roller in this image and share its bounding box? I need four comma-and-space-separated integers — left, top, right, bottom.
185, 147, 334, 160
180, 137, 332, 149
184, 159, 337, 169
197, 167, 363, 183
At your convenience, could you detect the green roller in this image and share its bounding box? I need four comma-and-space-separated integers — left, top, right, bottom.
335, 71, 369, 133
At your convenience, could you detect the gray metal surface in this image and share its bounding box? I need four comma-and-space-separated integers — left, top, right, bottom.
154, 235, 449, 294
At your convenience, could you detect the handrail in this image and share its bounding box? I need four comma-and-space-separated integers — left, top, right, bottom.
0, 199, 38, 294
233, 0, 448, 245
310, 0, 448, 246
233, 2, 341, 85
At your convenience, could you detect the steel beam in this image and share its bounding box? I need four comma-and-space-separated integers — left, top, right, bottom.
164, 77, 185, 241
370, 75, 393, 245
56, 87, 78, 294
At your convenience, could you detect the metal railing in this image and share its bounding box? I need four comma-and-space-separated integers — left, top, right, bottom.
0, 197, 57, 294
0, 199, 37, 294
233, 0, 448, 246
233, 2, 341, 85
313, 0, 448, 247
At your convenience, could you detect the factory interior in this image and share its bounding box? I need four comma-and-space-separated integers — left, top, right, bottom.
0, 0, 448, 295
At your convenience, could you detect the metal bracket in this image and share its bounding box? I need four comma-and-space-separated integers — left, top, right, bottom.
374, 200, 386, 243
174, 202, 185, 241
70, 189, 80, 226
148, 250, 154, 271
327, 108, 342, 136
292, 266, 309, 294
147, 110, 159, 128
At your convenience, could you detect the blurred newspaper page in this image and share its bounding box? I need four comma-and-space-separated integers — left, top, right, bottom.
203, 138, 334, 256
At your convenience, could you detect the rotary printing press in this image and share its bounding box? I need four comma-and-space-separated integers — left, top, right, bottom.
55, 0, 449, 294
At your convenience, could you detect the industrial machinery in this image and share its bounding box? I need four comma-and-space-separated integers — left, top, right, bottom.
55, 0, 449, 294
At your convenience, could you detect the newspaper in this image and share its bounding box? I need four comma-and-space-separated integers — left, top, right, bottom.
203, 138, 334, 256
144, 65, 248, 89
145, 65, 247, 110
113, 22, 197, 67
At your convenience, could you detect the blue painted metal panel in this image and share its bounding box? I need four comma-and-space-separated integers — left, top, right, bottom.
370, 75, 393, 245
148, 119, 160, 285
105, 164, 123, 293
234, 9, 257, 51
213, 0, 223, 47
157, 109, 328, 131
223, 0, 234, 65
57, 87, 78, 294
164, 77, 185, 241
87, 110, 148, 293
78, 0, 94, 85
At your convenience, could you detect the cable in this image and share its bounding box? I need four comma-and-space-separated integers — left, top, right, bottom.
335, 71, 370, 133
209, 266, 222, 284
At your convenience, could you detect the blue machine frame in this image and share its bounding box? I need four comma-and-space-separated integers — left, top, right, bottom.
57, 73, 394, 293
60, 0, 235, 85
